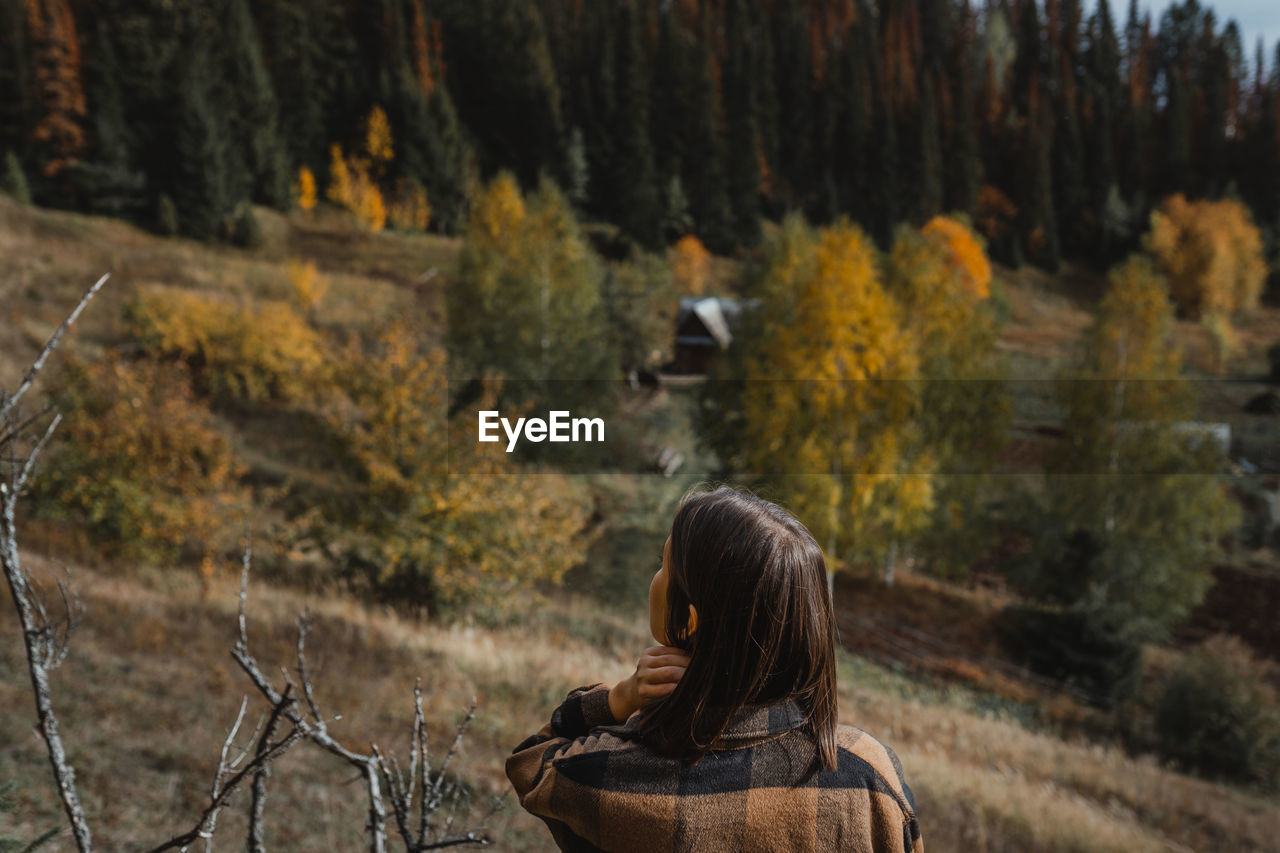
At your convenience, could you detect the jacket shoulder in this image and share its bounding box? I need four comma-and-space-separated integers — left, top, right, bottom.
830, 724, 917, 819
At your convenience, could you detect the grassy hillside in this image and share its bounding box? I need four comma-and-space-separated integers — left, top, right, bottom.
3, 197, 1280, 849
3, 559, 1278, 851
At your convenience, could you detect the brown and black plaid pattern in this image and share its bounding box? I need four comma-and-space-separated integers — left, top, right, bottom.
507, 684, 923, 852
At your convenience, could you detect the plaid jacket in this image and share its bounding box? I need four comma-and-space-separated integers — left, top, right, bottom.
507, 684, 923, 852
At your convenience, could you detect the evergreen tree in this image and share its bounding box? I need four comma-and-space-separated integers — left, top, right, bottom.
171, 40, 234, 240
258, 0, 329, 173
216, 0, 291, 209
723, 0, 762, 247
0, 0, 31, 158
945, 0, 980, 216
682, 20, 734, 253
435, 0, 563, 188
74, 13, 146, 217
773, 0, 815, 211
608, 0, 661, 248
915, 74, 944, 223
1085, 0, 1122, 255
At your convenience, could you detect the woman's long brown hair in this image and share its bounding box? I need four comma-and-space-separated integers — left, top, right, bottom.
636, 485, 840, 770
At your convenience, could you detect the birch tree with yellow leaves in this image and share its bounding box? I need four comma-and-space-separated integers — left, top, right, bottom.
702, 215, 924, 593
883, 216, 1009, 581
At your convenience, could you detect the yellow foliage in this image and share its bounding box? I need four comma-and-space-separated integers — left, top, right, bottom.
128, 288, 328, 403
469, 171, 526, 243
326, 144, 354, 208
923, 215, 992, 299
728, 216, 926, 570
295, 165, 317, 212
670, 234, 711, 296
324, 142, 386, 232
288, 259, 328, 315
39, 357, 250, 567
351, 169, 386, 232
327, 323, 592, 612
363, 105, 395, 168
1144, 194, 1267, 319
388, 178, 431, 232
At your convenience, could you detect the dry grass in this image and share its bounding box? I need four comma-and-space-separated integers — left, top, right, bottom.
0, 195, 454, 394
3, 556, 1278, 851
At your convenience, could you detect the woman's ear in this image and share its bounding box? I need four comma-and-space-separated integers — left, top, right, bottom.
687, 604, 698, 635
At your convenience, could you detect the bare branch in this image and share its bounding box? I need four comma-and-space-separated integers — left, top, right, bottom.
248, 684, 293, 853
146, 693, 303, 853
0, 273, 109, 427
13, 412, 61, 495
0, 280, 108, 853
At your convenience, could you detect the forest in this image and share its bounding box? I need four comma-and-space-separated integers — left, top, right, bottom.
4, 0, 1280, 271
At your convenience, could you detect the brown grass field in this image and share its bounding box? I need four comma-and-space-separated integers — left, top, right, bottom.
3, 558, 1279, 851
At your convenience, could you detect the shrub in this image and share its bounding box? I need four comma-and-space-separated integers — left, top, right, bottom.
36, 358, 249, 568
1267, 341, 1280, 384
127, 289, 327, 404
1, 149, 31, 205
997, 604, 1144, 709
229, 202, 264, 249
1155, 635, 1280, 785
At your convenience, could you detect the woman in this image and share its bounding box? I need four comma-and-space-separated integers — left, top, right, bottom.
507, 486, 922, 852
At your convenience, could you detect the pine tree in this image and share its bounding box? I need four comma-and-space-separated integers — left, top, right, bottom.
258, 0, 329, 173
945, 0, 980, 216
609, 0, 661, 248
0, 0, 31, 158
683, 20, 734, 253
723, 0, 762, 247
915, 74, 944, 223
217, 0, 291, 209
773, 0, 815, 211
172, 40, 234, 240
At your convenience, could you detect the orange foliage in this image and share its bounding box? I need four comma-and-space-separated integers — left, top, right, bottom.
923, 215, 993, 299
24, 0, 87, 179
410, 2, 445, 97
670, 234, 712, 296
1144, 193, 1267, 319
976, 184, 1017, 242
295, 165, 317, 212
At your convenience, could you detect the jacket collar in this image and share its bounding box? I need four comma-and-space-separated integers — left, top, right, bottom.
610, 699, 808, 750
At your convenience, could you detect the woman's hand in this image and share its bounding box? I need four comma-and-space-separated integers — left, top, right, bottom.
607, 645, 691, 723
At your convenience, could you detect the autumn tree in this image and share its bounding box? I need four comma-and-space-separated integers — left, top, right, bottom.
1143, 193, 1267, 319
699, 215, 924, 594
885, 216, 1009, 581
295, 164, 317, 211
320, 322, 593, 613
446, 172, 618, 412
36, 357, 250, 572
22, 0, 87, 193
670, 234, 712, 296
